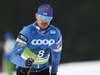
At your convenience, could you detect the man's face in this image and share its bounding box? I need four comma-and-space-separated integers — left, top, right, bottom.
35, 13, 52, 29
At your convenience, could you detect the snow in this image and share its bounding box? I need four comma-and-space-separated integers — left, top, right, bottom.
58, 60, 100, 75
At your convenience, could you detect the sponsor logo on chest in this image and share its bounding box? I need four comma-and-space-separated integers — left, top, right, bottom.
31, 39, 55, 46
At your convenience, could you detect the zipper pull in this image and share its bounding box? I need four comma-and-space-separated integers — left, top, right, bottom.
42, 33, 44, 37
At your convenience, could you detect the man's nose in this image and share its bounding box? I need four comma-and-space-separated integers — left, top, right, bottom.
43, 19, 48, 22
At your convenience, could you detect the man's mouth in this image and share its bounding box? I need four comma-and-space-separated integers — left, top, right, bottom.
42, 23, 47, 26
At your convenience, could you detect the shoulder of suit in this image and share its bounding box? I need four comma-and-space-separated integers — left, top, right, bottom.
50, 25, 61, 32
25, 23, 36, 32
49, 25, 61, 35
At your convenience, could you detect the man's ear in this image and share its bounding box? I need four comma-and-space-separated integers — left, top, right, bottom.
35, 13, 38, 19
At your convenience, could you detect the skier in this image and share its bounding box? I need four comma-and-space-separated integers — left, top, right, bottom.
10, 4, 62, 75
3, 31, 15, 75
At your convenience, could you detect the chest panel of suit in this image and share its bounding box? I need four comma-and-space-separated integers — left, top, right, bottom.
27, 29, 56, 58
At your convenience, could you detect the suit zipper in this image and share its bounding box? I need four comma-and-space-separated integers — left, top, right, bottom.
42, 33, 44, 37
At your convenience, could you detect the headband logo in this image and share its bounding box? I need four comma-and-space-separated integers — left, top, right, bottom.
42, 8, 50, 11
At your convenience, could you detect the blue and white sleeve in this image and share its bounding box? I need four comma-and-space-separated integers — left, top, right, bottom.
51, 30, 62, 72
10, 27, 31, 68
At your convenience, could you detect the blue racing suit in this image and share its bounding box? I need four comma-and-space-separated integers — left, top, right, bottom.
10, 21, 62, 73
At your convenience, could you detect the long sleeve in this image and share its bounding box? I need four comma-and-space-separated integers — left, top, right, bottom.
51, 32, 62, 72
10, 26, 31, 68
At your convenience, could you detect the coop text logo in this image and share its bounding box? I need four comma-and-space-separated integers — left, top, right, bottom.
31, 39, 55, 46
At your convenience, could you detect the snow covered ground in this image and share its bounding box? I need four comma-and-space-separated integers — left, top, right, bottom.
1, 60, 100, 75
58, 60, 100, 75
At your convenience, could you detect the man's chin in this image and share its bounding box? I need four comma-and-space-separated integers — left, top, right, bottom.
41, 26, 48, 29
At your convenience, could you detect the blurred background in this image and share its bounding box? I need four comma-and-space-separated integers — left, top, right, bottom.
0, 0, 100, 75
